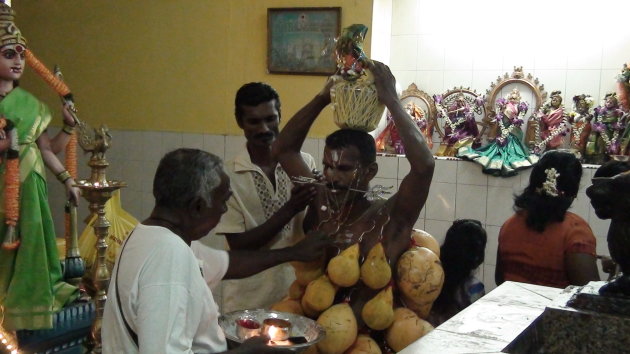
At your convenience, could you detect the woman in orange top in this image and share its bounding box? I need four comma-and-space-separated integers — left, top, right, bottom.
495, 151, 599, 288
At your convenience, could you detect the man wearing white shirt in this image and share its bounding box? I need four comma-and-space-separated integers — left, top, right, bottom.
102, 149, 327, 353
214, 83, 317, 313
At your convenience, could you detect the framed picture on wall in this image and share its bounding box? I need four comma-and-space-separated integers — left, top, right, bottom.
267, 7, 341, 75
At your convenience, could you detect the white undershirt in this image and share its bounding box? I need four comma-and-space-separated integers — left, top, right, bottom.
102, 224, 229, 353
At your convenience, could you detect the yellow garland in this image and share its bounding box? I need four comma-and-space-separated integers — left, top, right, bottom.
2, 122, 20, 251
0, 322, 19, 353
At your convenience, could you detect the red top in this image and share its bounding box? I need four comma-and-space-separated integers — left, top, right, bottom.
498, 212, 596, 288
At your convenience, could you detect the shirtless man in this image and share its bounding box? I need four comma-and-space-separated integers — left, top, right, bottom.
272, 61, 434, 321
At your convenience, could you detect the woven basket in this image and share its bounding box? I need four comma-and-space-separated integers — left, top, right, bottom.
330, 76, 385, 132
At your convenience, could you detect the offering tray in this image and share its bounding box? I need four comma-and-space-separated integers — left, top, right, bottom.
219, 309, 325, 352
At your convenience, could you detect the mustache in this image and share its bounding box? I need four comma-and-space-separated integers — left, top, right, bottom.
255, 132, 275, 140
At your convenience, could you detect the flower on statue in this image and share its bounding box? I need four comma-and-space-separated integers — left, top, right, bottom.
592, 122, 606, 133
518, 102, 529, 113
608, 141, 621, 154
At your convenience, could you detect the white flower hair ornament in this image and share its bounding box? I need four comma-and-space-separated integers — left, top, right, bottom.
537, 168, 561, 197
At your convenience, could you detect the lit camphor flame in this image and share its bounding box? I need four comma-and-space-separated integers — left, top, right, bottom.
267, 325, 281, 341
262, 318, 291, 344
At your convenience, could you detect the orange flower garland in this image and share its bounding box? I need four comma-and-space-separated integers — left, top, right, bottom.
26, 49, 80, 242
2, 118, 21, 250
25, 49, 71, 97
64, 132, 78, 240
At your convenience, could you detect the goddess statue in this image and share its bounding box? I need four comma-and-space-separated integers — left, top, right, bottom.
617, 63, 630, 155
0, 3, 80, 330
532, 91, 569, 154
434, 92, 481, 157
457, 88, 538, 177
375, 102, 432, 154
585, 93, 627, 164
568, 94, 594, 158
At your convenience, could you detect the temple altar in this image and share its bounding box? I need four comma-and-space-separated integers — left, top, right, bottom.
399, 281, 562, 353
401, 280, 630, 353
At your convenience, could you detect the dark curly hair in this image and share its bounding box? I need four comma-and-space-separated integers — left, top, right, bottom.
514, 151, 582, 232
593, 160, 630, 178
325, 129, 376, 166
431, 219, 487, 321
234, 82, 281, 124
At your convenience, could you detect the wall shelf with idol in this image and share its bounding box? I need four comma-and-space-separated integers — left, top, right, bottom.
374, 65, 630, 177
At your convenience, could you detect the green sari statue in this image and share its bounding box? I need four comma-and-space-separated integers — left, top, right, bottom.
458, 89, 538, 177
0, 87, 79, 330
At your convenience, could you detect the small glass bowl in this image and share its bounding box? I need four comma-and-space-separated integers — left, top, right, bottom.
235, 316, 261, 340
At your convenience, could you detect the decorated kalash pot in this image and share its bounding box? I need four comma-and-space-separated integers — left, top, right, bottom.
330, 24, 385, 132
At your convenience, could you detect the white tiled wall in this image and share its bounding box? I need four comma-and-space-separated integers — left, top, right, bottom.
384, 0, 630, 108
376, 0, 626, 291
48, 129, 612, 307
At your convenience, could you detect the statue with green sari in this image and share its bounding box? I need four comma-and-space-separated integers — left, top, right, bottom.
0, 3, 80, 330
457, 88, 538, 177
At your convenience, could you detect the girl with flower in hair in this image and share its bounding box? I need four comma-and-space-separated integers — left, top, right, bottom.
495, 151, 599, 288
457, 88, 538, 177
429, 219, 487, 327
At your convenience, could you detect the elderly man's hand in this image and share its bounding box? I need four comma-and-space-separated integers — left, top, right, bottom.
291, 231, 332, 262
285, 184, 317, 214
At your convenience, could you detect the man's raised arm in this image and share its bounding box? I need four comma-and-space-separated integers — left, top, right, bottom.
272, 79, 333, 179
371, 61, 435, 227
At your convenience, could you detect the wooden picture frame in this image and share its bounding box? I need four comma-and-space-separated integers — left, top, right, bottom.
267, 7, 341, 75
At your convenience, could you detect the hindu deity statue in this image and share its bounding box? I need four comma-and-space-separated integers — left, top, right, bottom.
568, 94, 594, 158
532, 91, 569, 154
434, 92, 482, 157
585, 93, 627, 164
457, 88, 538, 177
617, 63, 630, 155
375, 102, 432, 154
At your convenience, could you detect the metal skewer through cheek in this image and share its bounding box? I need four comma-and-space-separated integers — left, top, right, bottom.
290, 176, 394, 196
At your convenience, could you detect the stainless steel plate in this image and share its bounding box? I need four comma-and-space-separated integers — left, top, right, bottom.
219, 309, 325, 352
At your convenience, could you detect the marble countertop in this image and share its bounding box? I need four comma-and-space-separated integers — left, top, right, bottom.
400, 281, 563, 354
